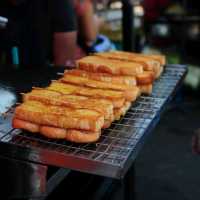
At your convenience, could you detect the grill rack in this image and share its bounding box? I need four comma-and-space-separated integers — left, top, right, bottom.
0, 64, 187, 179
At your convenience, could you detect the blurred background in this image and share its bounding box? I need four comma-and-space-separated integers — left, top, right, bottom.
1, 0, 200, 93
95, 0, 200, 94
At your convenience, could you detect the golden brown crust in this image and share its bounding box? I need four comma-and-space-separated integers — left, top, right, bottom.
64, 129, 101, 143
48, 82, 125, 108
12, 50, 166, 143
136, 71, 155, 85
39, 126, 68, 139
40, 126, 101, 143
114, 101, 132, 120
13, 118, 100, 143
139, 84, 153, 95
59, 77, 139, 102
14, 101, 104, 132
13, 118, 39, 133
96, 52, 161, 77
23, 89, 113, 120
76, 56, 143, 76
96, 51, 166, 66
123, 87, 140, 102
65, 69, 137, 86
60, 74, 136, 91
96, 52, 156, 71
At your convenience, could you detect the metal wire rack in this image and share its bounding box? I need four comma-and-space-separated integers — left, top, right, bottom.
0, 64, 187, 179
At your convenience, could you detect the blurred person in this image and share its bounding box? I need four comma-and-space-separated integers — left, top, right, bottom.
52, 0, 77, 66
74, 0, 104, 56
0, 0, 77, 67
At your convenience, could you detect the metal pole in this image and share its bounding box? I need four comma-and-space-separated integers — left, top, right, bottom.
122, 0, 135, 51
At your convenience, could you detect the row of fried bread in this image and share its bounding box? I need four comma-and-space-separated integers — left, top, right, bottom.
12, 51, 165, 143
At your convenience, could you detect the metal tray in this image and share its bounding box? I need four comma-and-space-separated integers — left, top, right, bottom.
0, 64, 187, 179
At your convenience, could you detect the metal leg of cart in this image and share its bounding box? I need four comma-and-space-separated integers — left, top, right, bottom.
0, 155, 47, 200
121, 163, 135, 200
0, 155, 72, 200
92, 164, 135, 200
28, 168, 71, 200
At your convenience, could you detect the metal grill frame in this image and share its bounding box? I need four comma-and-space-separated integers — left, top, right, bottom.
0, 64, 187, 179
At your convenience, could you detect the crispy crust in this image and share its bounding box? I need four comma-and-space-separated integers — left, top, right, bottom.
65, 69, 137, 86
139, 84, 153, 95
12, 50, 166, 143
76, 56, 144, 75
123, 87, 140, 102
136, 71, 155, 85
13, 118, 39, 133
96, 52, 157, 71
48, 82, 125, 108
15, 101, 104, 132
114, 101, 132, 120
95, 51, 165, 77
13, 118, 100, 143
60, 74, 136, 91
39, 126, 68, 139
23, 89, 113, 121
59, 77, 140, 102
41, 126, 101, 143
64, 68, 153, 87
96, 51, 166, 66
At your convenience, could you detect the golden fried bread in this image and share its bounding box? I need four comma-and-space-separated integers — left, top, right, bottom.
139, 84, 153, 95
59, 75, 140, 102
95, 51, 163, 78
76, 56, 143, 75
114, 101, 132, 120
65, 69, 137, 86
96, 51, 159, 71
13, 118, 101, 143
48, 82, 125, 108
15, 101, 104, 131
13, 118, 40, 133
96, 51, 166, 66
12, 50, 166, 143
23, 89, 113, 121
61, 74, 136, 91
40, 126, 72, 139
65, 69, 153, 86
41, 126, 101, 143
136, 71, 154, 85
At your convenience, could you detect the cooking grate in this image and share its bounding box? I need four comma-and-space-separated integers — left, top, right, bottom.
0, 64, 187, 179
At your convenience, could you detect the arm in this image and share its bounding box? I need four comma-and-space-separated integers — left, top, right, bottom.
50, 0, 77, 66
53, 31, 77, 66
76, 0, 102, 47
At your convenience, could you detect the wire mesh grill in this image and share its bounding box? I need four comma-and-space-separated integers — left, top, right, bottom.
0, 64, 187, 178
